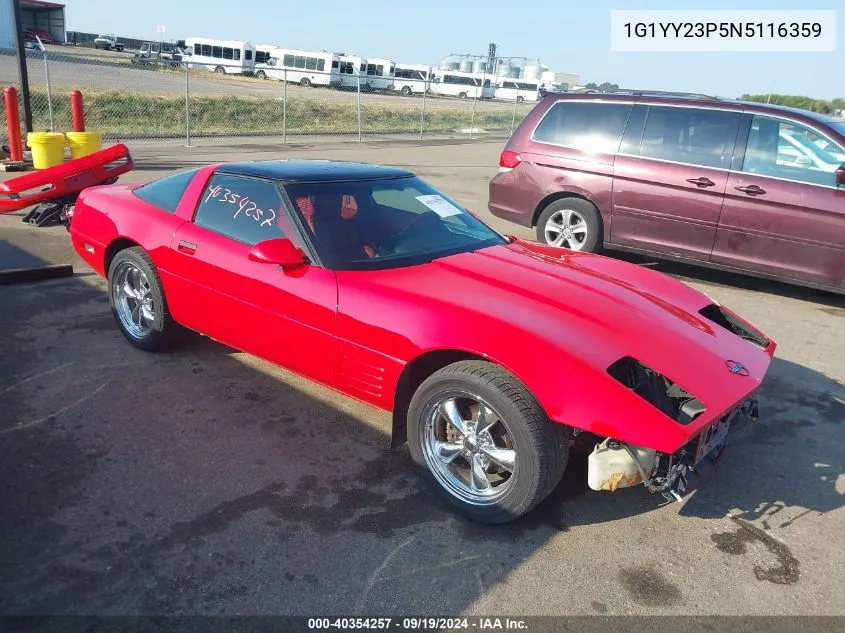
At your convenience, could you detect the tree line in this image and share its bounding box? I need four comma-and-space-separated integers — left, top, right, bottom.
583, 81, 844, 117
740, 94, 844, 115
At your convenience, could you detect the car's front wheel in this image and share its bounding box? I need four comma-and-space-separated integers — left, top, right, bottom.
255, 70, 267, 80
536, 198, 602, 253
408, 361, 569, 523
108, 247, 182, 352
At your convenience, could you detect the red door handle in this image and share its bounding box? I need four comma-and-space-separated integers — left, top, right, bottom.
177, 240, 197, 254
735, 185, 766, 196
686, 177, 715, 187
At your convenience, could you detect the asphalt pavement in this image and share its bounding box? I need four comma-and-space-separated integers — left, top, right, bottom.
0, 138, 843, 617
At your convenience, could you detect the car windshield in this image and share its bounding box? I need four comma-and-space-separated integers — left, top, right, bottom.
284, 176, 506, 270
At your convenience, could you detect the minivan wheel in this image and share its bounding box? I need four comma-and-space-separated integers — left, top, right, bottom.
536, 199, 601, 253
407, 360, 569, 524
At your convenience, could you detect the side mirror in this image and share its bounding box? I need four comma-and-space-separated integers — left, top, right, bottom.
249, 238, 307, 271
836, 165, 845, 189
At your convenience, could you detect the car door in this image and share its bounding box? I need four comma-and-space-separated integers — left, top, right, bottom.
611, 104, 741, 260
712, 114, 845, 289
166, 171, 337, 385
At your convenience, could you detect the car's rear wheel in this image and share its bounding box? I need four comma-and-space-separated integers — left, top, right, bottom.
255, 70, 267, 80
214, 65, 225, 74
300, 77, 311, 87
458, 91, 468, 99
407, 361, 569, 523
536, 198, 601, 253
401, 85, 412, 96
108, 247, 182, 352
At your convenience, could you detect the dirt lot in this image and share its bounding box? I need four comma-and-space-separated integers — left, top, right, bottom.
1, 138, 843, 617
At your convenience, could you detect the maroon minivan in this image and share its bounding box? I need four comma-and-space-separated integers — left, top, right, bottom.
489, 91, 845, 294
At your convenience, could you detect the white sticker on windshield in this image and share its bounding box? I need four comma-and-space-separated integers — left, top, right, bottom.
416, 195, 463, 218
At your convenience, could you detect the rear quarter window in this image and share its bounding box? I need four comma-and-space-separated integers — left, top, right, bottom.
133, 168, 200, 214
531, 101, 633, 154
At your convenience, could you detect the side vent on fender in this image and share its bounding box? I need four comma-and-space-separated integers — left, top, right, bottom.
607, 357, 705, 426
699, 304, 769, 349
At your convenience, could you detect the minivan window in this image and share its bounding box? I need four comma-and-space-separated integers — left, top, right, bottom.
532, 102, 633, 154
742, 115, 844, 187
638, 106, 740, 169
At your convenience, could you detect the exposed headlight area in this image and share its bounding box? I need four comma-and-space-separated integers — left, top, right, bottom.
700, 303, 769, 349
607, 356, 706, 426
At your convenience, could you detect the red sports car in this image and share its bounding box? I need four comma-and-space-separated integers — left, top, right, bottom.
69, 160, 776, 523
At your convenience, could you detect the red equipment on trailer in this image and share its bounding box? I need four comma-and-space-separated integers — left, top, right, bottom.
0, 143, 134, 227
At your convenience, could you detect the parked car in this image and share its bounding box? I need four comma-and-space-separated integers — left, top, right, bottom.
131, 42, 184, 67
24, 28, 58, 45
489, 91, 845, 295
93, 34, 125, 51
67, 160, 774, 523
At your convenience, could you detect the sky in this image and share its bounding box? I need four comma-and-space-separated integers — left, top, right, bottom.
58, 0, 844, 100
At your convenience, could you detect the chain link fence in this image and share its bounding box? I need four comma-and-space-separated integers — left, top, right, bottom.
1, 45, 538, 146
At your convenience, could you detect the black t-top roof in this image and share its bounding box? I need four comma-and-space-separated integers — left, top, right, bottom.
216, 160, 415, 182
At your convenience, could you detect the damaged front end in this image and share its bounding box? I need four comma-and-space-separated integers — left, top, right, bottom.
587, 397, 759, 502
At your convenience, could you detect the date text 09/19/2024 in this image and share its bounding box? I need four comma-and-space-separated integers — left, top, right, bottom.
307, 617, 528, 630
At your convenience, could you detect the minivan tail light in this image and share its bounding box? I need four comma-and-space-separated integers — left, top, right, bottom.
499, 150, 522, 171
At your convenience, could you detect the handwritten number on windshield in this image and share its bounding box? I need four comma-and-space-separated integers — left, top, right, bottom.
204, 184, 276, 228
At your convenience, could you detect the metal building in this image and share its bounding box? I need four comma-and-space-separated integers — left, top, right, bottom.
0, 0, 67, 49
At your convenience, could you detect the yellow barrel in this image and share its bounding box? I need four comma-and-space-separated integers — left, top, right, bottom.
66, 131, 103, 160
27, 132, 66, 169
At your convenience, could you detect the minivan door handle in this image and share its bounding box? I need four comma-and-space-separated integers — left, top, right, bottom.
686, 177, 716, 187
735, 184, 766, 196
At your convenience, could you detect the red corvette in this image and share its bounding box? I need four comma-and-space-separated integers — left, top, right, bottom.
69, 160, 776, 523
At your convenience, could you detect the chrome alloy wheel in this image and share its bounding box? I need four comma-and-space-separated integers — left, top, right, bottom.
544, 208, 589, 250
112, 261, 155, 340
422, 394, 518, 506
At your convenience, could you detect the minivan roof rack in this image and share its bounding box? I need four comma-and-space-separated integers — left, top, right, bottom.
569, 88, 723, 101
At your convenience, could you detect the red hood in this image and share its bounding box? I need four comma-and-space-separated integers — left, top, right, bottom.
353, 239, 773, 441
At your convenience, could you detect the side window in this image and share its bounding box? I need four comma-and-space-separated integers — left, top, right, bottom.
532, 102, 633, 154
234, 49, 241, 61
133, 168, 200, 214
639, 106, 740, 169
212, 46, 222, 58
742, 115, 844, 187
194, 174, 286, 246
317, 59, 325, 72
222, 47, 233, 60
201, 44, 211, 57
306, 57, 317, 70
283, 54, 294, 67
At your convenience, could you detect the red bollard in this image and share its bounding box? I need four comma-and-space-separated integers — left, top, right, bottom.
70, 90, 85, 132
4, 86, 24, 162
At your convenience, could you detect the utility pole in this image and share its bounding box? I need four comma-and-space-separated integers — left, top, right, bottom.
12, 0, 33, 132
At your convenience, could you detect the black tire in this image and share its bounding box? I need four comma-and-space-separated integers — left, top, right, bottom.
407, 360, 569, 524
458, 91, 468, 99
214, 65, 225, 74
516, 96, 524, 103
401, 85, 412, 96
300, 77, 311, 87
107, 247, 183, 352
255, 70, 267, 80
535, 198, 602, 253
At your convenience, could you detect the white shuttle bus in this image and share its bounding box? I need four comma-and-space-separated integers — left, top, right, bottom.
494, 79, 542, 102
334, 55, 366, 89
393, 64, 431, 95
429, 71, 494, 99
255, 48, 339, 86
185, 37, 256, 74
363, 57, 395, 90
